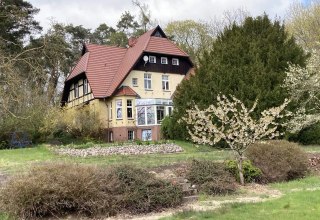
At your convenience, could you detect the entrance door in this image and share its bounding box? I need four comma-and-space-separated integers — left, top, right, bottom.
142, 129, 152, 141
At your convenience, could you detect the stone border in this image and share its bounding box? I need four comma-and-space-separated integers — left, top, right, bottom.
54, 143, 183, 157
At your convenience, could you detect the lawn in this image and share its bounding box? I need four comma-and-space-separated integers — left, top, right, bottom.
163, 176, 320, 220
0, 141, 232, 173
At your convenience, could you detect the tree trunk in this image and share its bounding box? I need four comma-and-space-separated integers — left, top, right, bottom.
238, 156, 245, 185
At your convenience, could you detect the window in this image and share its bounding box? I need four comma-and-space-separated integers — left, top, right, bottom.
162, 75, 169, 91
116, 100, 122, 119
128, 130, 134, 140
83, 79, 88, 94
137, 106, 155, 125
132, 78, 138, 87
142, 129, 152, 141
74, 83, 79, 98
172, 58, 179, 66
157, 106, 165, 124
144, 73, 152, 90
149, 56, 156, 63
147, 106, 155, 124
167, 106, 173, 116
137, 106, 146, 125
127, 100, 133, 119
161, 57, 168, 64
109, 102, 113, 120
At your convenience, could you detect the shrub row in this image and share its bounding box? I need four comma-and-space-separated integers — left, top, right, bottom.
0, 163, 182, 219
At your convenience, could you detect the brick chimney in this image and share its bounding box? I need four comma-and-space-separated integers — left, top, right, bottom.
128, 37, 137, 47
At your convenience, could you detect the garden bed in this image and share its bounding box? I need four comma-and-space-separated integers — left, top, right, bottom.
54, 143, 183, 157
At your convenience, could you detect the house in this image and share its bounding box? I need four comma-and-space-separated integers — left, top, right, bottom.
61, 26, 194, 142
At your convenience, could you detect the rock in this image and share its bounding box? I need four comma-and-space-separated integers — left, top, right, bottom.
54, 143, 183, 157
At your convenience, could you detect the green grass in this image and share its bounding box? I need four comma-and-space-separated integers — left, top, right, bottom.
271, 176, 320, 192
166, 190, 320, 220
300, 145, 320, 152
0, 141, 232, 173
163, 176, 320, 220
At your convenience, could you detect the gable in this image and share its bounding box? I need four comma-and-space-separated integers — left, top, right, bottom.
62, 25, 193, 102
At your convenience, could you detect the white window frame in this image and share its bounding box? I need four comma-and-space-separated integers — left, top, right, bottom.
74, 83, 79, 98
132, 78, 138, 87
127, 99, 133, 119
116, 99, 122, 119
128, 130, 135, 140
162, 75, 169, 91
172, 58, 179, 66
149, 56, 156, 63
166, 106, 173, 116
161, 57, 168, 64
144, 73, 152, 90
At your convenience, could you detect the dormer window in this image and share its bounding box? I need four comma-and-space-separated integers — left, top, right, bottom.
149, 56, 156, 63
161, 57, 168, 64
172, 58, 179, 66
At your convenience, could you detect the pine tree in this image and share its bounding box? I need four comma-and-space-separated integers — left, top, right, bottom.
168, 14, 307, 140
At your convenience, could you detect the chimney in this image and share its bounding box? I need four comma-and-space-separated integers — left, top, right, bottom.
128, 37, 137, 47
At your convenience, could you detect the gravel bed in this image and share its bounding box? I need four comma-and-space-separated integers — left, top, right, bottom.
54, 143, 183, 157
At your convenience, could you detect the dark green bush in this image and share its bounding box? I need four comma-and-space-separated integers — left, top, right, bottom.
0, 164, 183, 219
246, 140, 309, 183
288, 122, 320, 145
186, 160, 237, 195
0, 140, 9, 150
225, 160, 262, 183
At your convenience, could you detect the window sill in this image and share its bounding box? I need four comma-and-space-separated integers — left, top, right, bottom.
144, 89, 153, 91
163, 90, 171, 92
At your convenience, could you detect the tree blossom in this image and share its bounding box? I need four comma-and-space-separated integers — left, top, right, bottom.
283, 51, 320, 132
180, 95, 289, 185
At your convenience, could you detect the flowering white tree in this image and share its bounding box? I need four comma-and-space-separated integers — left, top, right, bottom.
181, 95, 289, 185
284, 51, 320, 132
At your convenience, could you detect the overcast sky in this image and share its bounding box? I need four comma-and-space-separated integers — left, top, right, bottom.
28, 0, 310, 31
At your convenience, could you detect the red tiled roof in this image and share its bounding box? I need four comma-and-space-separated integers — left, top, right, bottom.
65, 26, 190, 99
67, 52, 89, 81
114, 86, 139, 97
145, 36, 188, 56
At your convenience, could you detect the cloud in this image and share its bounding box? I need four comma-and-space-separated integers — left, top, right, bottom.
28, 0, 302, 31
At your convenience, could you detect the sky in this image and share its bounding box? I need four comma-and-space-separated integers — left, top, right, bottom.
28, 0, 309, 31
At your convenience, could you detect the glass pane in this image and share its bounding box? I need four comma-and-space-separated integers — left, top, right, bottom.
157, 106, 165, 124
147, 106, 155, 125
127, 107, 132, 118
137, 106, 145, 125
117, 108, 122, 118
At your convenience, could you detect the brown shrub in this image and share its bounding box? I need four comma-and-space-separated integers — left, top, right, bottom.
108, 165, 183, 214
186, 160, 237, 195
246, 140, 309, 183
0, 163, 183, 219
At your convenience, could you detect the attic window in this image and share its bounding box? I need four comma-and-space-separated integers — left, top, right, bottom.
161, 57, 168, 64
172, 58, 179, 66
154, 31, 163, 37
149, 56, 156, 63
